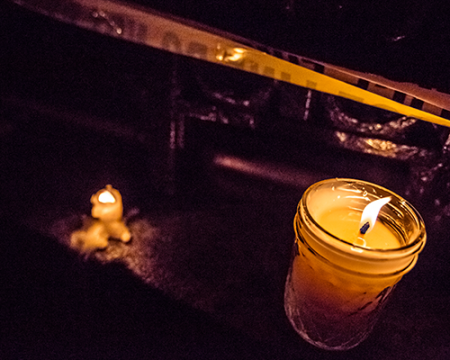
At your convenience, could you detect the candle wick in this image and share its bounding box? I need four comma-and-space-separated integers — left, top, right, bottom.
360, 222, 370, 235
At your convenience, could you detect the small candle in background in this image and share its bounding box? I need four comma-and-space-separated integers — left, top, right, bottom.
71, 185, 131, 250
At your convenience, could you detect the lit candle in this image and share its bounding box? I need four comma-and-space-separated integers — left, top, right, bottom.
91, 185, 124, 222
284, 179, 426, 351
318, 196, 398, 250
71, 185, 131, 250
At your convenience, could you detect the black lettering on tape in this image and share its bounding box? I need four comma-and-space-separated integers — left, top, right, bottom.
161, 32, 182, 53
247, 61, 259, 73
109, 13, 125, 33
357, 79, 370, 90
281, 72, 291, 82
411, 98, 424, 110
287, 54, 300, 65
306, 80, 317, 90
263, 67, 275, 77
187, 42, 208, 59
136, 23, 148, 43
441, 109, 450, 120
393, 91, 407, 104
300, 59, 317, 71
272, 50, 283, 59
111, 15, 147, 42
314, 63, 325, 74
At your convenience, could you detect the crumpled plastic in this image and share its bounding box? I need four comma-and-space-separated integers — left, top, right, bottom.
177, 61, 275, 129
177, 61, 450, 222
321, 94, 450, 221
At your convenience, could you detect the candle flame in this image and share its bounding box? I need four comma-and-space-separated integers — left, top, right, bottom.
359, 197, 391, 235
98, 190, 116, 204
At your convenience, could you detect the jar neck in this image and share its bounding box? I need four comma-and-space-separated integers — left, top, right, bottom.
295, 209, 424, 278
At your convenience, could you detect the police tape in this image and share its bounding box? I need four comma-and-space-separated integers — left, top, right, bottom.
14, 0, 450, 127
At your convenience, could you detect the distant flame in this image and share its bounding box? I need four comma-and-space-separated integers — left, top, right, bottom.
359, 197, 391, 235
227, 48, 245, 62
98, 190, 116, 204
216, 45, 246, 63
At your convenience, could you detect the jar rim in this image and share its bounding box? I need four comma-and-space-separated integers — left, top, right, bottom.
299, 178, 426, 259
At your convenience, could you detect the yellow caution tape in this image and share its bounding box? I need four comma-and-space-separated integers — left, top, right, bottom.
14, 0, 450, 126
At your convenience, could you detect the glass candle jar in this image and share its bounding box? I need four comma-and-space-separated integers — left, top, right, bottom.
284, 178, 426, 351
